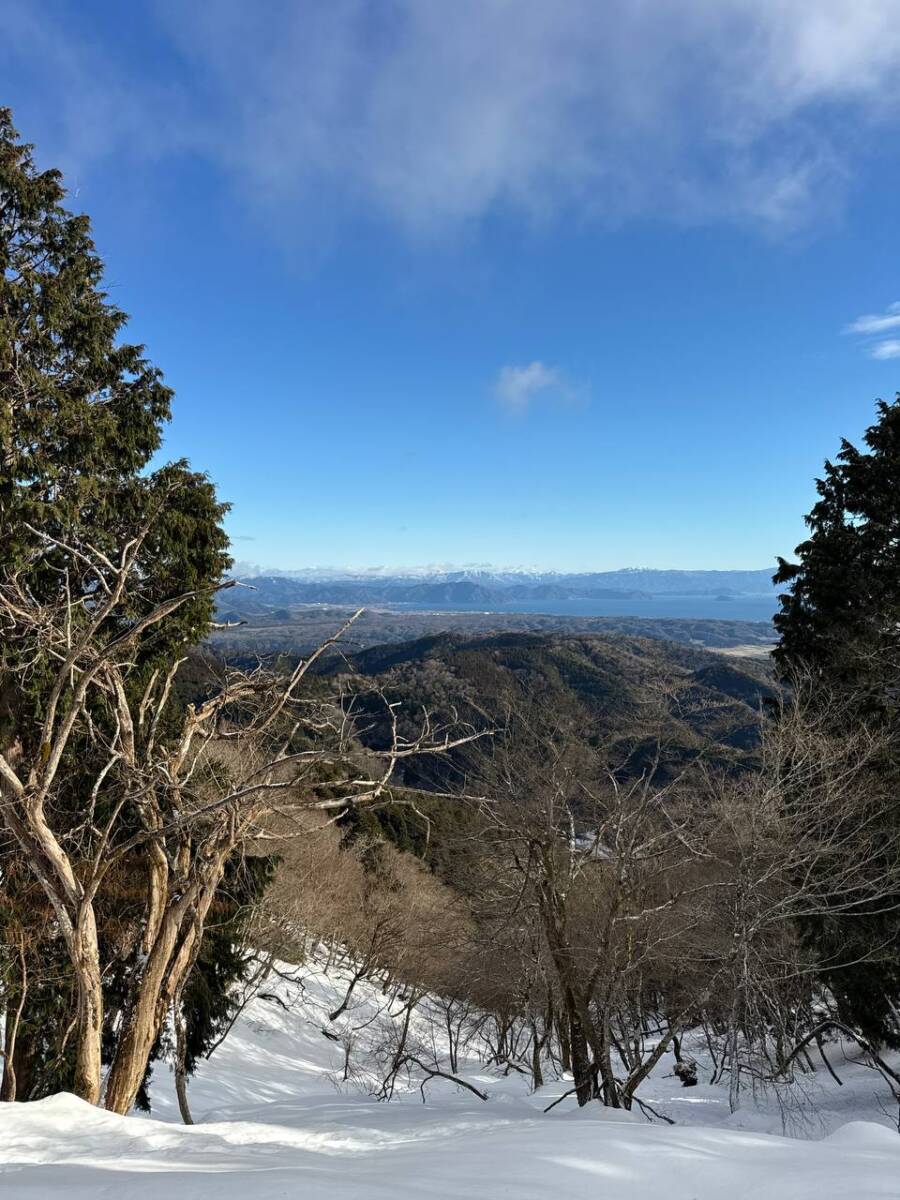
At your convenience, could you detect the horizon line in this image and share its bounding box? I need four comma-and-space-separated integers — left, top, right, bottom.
228, 561, 778, 577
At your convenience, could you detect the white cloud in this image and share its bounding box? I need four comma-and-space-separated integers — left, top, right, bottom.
844, 302, 900, 357
494, 361, 576, 414
845, 302, 900, 335
9, 1, 900, 237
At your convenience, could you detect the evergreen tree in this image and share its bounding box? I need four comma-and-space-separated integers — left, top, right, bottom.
0, 106, 230, 746
0, 107, 233, 1099
180, 856, 275, 1075
774, 395, 900, 1045
774, 396, 900, 704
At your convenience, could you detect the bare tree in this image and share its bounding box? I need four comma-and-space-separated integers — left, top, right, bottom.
699, 683, 900, 1110
0, 525, 486, 1112
445, 710, 720, 1109
440, 687, 900, 1116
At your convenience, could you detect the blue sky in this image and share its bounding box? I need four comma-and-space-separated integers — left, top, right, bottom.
4, 1, 900, 572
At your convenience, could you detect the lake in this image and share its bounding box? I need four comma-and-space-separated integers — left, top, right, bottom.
392, 594, 779, 623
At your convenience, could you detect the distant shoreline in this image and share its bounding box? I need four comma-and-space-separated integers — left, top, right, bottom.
315, 597, 778, 623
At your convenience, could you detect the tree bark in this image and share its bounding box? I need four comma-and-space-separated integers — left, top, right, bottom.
0, 934, 27, 1102
104, 853, 222, 1115
72, 906, 104, 1105
538, 878, 594, 1106
173, 990, 194, 1125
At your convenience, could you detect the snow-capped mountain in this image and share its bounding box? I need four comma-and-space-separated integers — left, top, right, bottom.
229, 564, 778, 596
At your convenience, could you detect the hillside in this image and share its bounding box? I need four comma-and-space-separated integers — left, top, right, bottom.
4, 952, 898, 1199
334, 631, 776, 798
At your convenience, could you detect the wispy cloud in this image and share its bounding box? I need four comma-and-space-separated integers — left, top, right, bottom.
844, 302, 900, 357
8, 2, 900, 238
870, 338, 900, 360
845, 302, 900, 336
494, 361, 581, 415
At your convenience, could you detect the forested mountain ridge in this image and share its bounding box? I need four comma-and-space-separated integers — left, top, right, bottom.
210, 603, 775, 658
322, 631, 776, 800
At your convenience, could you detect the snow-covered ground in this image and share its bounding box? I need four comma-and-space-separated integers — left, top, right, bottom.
2, 957, 899, 1199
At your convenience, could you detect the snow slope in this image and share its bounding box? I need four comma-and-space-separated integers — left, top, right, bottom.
2, 957, 899, 1199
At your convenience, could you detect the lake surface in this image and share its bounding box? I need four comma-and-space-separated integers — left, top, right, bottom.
393, 594, 779, 623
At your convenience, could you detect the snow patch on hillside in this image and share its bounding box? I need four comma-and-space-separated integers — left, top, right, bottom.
2, 955, 899, 1199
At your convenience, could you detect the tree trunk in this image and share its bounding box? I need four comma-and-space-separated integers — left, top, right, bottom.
537, 884, 594, 1106
0, 937, 27, 1102
173, 991, 194, 1125
104, 846, 225, 1115
104, 898, 204, 1113
621, 1022, 682, 1109
530, 1021, 544, 1090
72, 906, 104, 1105
446, 1008, 459, 1074
1, 759, 104, 1105
1, 1010, 18, 1101
566, 997, 594, 1106
0, 1010, 15, 1102
557, 1014, 572, 1074
595, 1018, 620, 1108
728, 1025, 741, 1112
103, 908, 182, 1113
328, 964, 368, 1022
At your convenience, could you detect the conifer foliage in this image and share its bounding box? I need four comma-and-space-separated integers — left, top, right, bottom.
774, 396, 900, 702
0, 108, 232, 1104
774, 396, 900, 1045
0, 106, 231, 722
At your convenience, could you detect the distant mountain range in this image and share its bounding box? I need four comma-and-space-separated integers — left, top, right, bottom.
222, 567, 778, 615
